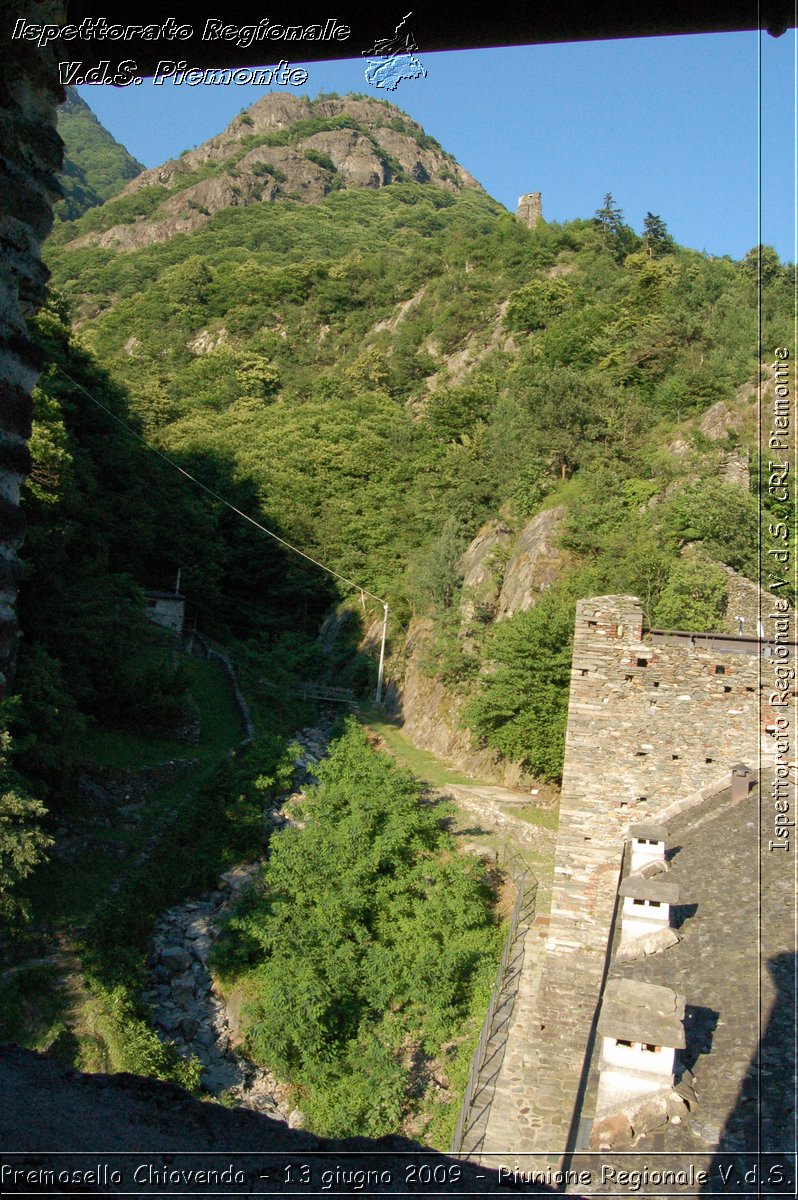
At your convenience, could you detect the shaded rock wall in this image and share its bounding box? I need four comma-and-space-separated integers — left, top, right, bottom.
0, 1046, 513, 1192
396, 617, 519, 787
0, 3, 66, 689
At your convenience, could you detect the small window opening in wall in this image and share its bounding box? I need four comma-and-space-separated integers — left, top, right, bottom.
625, 674, 633, 682
637, 796, 648, 805
580, 668, 589, 676
617, 1039, 633, 1048
671, 753, 680, 760
652, 680, 660, 688
746, 686, 755, 693
650, 900, 661, 907
644, 1044, 660, 1053
705, 757, 713, 764
587, 620, 597, 629
635, 750, 647, 757
714, 664, 726, 675
632, 898, 646, 906
723, 685, 732, 693
636, 657, 648, 667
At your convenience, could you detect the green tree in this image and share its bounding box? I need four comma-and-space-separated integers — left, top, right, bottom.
464, 589, 574, 780
662, 481, 759, 579
642, 212, 674, 259
213, 722, 498, 1137
740, 244, 782, 288
0, 728, 53, 926
653, 556, 728, 631
410, 516, 466, 611
594, 193, 639, 262
504, 277, 576, 332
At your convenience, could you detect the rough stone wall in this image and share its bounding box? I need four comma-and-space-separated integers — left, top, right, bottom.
480, 594, 781, 1160
516, 191, 542, 229
0, 4, 66, 689
551, 595, 770, 954
717, 561, 776, 633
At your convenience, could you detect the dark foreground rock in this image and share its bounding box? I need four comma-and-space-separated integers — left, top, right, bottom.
0, 1045, 545, 1195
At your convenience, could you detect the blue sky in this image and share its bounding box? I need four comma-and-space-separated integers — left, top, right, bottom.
79, 30, 795, 263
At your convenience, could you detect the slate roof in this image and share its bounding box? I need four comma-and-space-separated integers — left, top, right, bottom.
575, 771, 796, 1190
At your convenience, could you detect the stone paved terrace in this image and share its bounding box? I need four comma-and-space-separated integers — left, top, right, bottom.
569, 771, 796, 1194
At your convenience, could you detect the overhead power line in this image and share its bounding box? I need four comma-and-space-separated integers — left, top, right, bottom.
54, 365, 390, 608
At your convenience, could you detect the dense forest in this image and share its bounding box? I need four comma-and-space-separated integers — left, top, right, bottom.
54, 88, 144, 220
1, 90, 792, 1142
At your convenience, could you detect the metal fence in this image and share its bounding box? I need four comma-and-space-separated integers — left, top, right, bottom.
450, 846, 538, 1155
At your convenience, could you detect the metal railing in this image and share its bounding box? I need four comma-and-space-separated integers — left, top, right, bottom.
450, 847, 538, 1155
297, 682, 358, 706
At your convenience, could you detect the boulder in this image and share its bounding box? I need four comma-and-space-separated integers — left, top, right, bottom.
159, 946, 192, 974
180, 1017, 199, 1041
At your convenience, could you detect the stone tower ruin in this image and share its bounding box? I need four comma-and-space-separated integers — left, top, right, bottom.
516, 191, 542, 228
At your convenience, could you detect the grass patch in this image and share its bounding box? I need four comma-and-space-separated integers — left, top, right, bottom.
499, 803, 560, 830
359, 705, 482, 789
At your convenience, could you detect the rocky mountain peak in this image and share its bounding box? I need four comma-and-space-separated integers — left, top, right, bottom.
65, 91, 483, 253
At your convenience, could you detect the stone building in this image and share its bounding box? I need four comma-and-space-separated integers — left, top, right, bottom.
480, 595, 792, 1181
0, 1, 66, 691
516, 191, 542, 228
143, 590, 186, 637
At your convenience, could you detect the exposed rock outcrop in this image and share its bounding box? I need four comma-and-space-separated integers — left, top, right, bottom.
396, 508, 570, 785
67, 93, 483, 254
397, 618, 524, 788
424, 299, 516, 392
496, 506, 567, 620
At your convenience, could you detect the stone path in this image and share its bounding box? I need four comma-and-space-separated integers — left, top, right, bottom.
434, 784, 555, 1156
458, 911, 549, 1157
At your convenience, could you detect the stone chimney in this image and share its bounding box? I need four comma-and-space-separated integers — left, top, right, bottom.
595, 979, 686, 1111
516, 192, 542, 229
619, 876, 680, 944
629, 823, 668, 873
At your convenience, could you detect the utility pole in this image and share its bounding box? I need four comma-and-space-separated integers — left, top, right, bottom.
175, 567, 182, 595
375, 602, 389, 705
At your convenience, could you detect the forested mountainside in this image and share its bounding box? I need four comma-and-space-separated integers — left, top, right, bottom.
55, 88, 144, 221
1, 91, 792, 1142
41, 92, 793, 781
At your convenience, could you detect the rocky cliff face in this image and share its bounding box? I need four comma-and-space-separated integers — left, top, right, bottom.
397, 508, 570, 786
495, 506, 567, 619
66, 93, 483, 252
